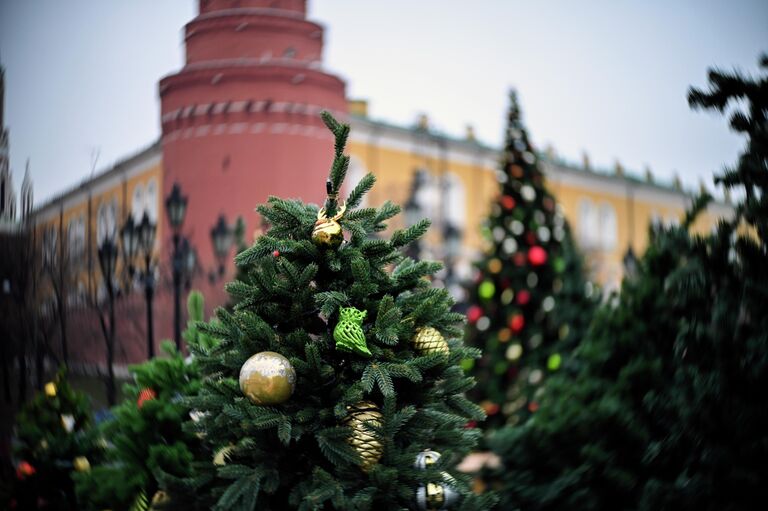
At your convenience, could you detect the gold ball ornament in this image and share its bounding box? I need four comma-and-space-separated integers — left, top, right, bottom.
311, 203, 346, 248
412, 327, 449, 356
344, 400, 384, 472
239, 351, 296, 405
73, 456, 91, 472
44, 382, 57, 397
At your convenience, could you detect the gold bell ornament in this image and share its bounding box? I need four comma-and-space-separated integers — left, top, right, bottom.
239, 351, 296, 405
412, 327, 449, 356
312, 203, 346, 248
344, 400, 384, 472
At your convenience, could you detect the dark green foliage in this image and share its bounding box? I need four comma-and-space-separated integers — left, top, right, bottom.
10, 370, 102, 510
160, 113, 496, 510
490, 55, 768, 510
465, 90, 596, 429
74, 292, 215, 511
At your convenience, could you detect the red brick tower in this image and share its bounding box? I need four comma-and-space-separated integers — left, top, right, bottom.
159, 0, 346, 275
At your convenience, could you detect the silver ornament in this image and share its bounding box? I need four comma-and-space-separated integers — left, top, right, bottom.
414, 449, 441, 470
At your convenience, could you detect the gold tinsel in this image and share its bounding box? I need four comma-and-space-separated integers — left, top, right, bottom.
412, 327, 449, 356
344, 400, 383, 472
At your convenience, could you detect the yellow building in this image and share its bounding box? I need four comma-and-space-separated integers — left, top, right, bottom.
33, 108, 733, 304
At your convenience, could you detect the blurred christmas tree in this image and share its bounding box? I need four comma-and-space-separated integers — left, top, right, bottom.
158, 112, 496, 510
9, 371, 102, 510
74, 291, 216, 511
464, 90, 596, 429
488, 55, 768, 510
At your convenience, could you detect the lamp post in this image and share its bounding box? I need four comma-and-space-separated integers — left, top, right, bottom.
404, 170, 427, 259
97, 235, 118, 405
122, 212, 157, 358
622, 246, 638, 280
165, 183, 188, 350
210, 214, 233, 279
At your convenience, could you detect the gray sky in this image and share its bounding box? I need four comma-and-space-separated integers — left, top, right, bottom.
1, 0, 766, 204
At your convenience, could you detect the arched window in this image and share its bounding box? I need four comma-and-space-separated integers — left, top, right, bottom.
442, 172, 466, 229
43, 226, 58, 268
131, 183, 145, 221
68, 216, 86, 266
578, 198, 599, 249
598, 203, 617, 250
145, 179, 158, 221
97, 199, 117, 244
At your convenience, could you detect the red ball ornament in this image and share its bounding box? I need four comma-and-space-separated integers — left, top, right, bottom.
528, 246, 548, 266
516, 289, 531, 305
513, 252, 526, 267
484, 402, 500, 416
509, 314, 525, 333
16, 461, 35, 479
137, 388, 157, 409
464, 420, 477, 429
501, 195, 516, 210
525, 232, 537, 245
467, 305, 483, 324
528, 401, 540, 413
272, 250, 280, 257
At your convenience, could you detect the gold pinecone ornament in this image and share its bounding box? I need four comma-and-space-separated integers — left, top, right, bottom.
412, 327, 449, 355
344, 400, 384, 472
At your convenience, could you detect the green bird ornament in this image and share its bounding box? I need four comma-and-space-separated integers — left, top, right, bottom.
334, 307, 371, 357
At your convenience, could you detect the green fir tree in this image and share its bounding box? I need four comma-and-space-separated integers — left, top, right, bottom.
74, 291, 217, 511
159, 112, 496, 511
10, 371, 103, 511
464, 90, 596, 429
488, 55, 768, 510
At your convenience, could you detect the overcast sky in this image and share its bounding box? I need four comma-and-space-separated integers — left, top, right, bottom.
1, 0, 766, 204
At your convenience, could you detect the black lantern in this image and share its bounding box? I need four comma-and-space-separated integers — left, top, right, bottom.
121, 216, 138, 270
165, 183, 188, 234
623, 246, 639, 279
210, 214, 233, 276
137, 211, 157, 255
443, 222, 462, 261
98, 237, 118, 285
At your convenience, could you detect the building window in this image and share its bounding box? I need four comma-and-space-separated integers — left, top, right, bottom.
442, 172, 466, 229
578, 198, 599, 249
131, 183, 145, 220
97, 199, 117, 244
68, 216, 86, 267
42, 226, 58, 268
145, 178, 158, 221
598, 202, 617, 250
578, 198, 616, 251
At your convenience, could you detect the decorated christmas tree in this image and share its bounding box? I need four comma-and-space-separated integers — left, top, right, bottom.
74, 291, 216, 511
9, 371, 102, 511
488, 55, 768, 510
158, 112, 496, 510
464, 90, 595, 429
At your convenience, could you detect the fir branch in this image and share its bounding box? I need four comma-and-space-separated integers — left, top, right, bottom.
346, 173, 376, 210
390, 219, 431, 249
316, 427, 360, 466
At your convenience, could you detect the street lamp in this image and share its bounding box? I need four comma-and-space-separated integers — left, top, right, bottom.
165, 183, 188, 350
97, 235, 118, 405
622, 246, 639, 280
120, 216, 138, 278
210, 214, 233, 278
404, 170, 427, 259
122, 212, 157, 358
